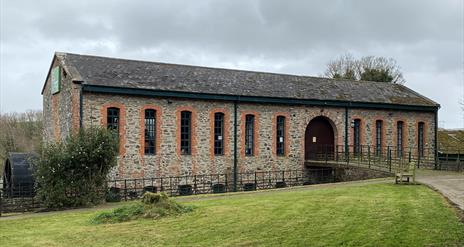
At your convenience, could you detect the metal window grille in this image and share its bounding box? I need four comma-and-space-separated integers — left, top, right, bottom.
180, 111, 191, 155
375, 120, 382, 156
353, 119, 361, 154
418, 122, 424, 157
214, 112, 224, 155
276, 116, 285, 156
397, 121, 404, 158
245, 114, 255, 156
107, 107, 120, 134
144, 109, 156, 155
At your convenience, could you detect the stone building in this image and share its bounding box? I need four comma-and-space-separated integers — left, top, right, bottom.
42, 52, 439, 179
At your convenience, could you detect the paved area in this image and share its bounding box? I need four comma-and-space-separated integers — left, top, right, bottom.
416, 170, 464, 211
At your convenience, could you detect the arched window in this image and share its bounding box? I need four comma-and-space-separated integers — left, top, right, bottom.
144, 109, 156, 155
245, 114, 255, 156
353, 119, 361, 155
397, 121, 404, 158
107, 107, 120, 133
276, 116, 285, 156
375, 120, 383, 156
180, 111, 192, 155
418, 122, 425, 158
214, 112, 225, 155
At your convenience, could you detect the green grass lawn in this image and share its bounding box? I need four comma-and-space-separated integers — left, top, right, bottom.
1, 183, 463, 247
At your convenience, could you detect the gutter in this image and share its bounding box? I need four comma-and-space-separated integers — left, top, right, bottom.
82, 84, 439, 112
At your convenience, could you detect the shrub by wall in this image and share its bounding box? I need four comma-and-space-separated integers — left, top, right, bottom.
35, 127, 118, 208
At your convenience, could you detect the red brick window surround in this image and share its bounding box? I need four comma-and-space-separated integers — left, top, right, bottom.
100, 103, 126, 156
140, 105, 162, 156
144, 109, 156, 155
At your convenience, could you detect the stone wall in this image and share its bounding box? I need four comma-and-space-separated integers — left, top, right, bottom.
80, 92, 436, 179
42, 58, 80, 143
334, 166, 391, 182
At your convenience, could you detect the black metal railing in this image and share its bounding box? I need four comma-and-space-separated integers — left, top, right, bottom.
0, 168, 335, 215
305, 144, 463, 173
1, 144, 461, 216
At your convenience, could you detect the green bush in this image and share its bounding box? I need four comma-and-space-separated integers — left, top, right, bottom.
92, 192, 193, 224
35, 127, 118, 208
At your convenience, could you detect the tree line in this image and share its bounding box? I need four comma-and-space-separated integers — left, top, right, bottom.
0, 110, 43, 170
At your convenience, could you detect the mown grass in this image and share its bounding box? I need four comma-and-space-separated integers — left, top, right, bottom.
1, 183, 463, 247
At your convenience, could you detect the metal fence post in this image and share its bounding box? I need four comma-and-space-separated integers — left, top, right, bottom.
367, 146, 371, 169
254, 172, 257, 190
457, 151, 461, 172
417, 152, 421, 169
124, 179, 127, 201
388, 148, 392, 173
347, 145, 350, 165
194, 175, 197, 194
325, 145, 328, 164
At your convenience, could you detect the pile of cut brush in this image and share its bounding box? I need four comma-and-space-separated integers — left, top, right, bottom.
92, 192, 193, 224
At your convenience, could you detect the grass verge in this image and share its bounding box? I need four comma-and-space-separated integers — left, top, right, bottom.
1, 183, 463, 246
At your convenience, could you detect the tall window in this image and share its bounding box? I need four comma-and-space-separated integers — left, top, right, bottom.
245, 114, 255, 156
375, 120, 383, 156
418, 122, 425, 158
353, 119, 361, 155
276, 116, 285, 156
144, 109, 156, 155
107, 107, 120, 133
397, 121, 404, 158
180, 111, 192, 155
214, 112, 225, 155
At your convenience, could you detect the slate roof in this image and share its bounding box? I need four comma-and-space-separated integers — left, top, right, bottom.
48, 52, 439, 108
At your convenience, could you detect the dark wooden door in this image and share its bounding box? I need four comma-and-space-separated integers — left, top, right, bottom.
305, 117, 334, 160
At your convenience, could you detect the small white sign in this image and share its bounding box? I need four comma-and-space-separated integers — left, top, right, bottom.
218, 135, 223, 140
279, 137, 284, 143
312, 137, 317, 143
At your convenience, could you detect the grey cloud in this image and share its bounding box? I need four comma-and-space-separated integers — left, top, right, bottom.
0, 0, 462, 128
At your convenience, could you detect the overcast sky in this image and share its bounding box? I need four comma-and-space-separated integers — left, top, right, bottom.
1, 0, 463, 128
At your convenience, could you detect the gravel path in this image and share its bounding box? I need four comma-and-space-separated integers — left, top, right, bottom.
416, 170, 464, 211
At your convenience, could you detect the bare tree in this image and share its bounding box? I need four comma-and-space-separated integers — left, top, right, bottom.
323, 53, 406, 84
323, 53, 358, 80
0, 110, 43, 169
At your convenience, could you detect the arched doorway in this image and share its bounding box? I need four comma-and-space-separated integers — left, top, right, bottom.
305, 116, 335, 160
